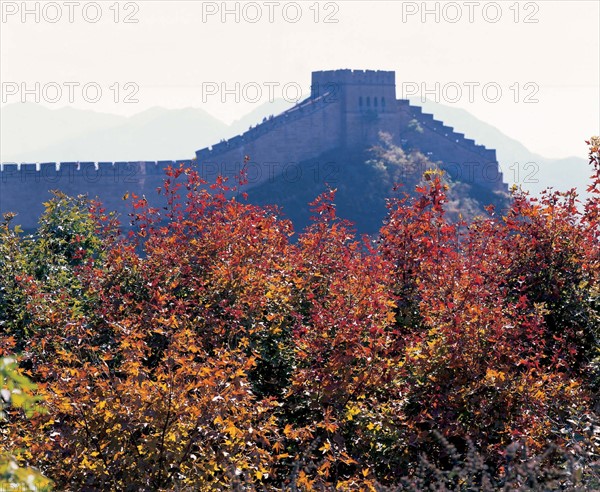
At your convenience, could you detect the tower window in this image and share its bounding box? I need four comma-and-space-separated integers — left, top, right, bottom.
374, 97, 378, 107
359, 96, 363, 107
366, 96, 370, 107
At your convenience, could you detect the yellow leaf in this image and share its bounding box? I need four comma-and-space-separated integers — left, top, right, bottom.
345, 404, 360, 421
226, 423, 242, 438
319, 441, 331, 454
485, 368, 506, 382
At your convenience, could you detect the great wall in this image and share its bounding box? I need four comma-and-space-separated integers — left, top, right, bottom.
0, 69, 508, 230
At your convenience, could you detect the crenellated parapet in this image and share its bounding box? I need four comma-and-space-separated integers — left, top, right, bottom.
196, 91, 336, 163
194, 72, 507, 195
1, 69, 508, 231
0, 160, 193, 230
396, 98, 498, 160
0, 160, 194, 182
395, 98, 506, 190
195, 86, 345, 187
311, 69, 395, 89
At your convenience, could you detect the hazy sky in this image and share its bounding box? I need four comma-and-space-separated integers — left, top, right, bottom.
1, 0, 599, 159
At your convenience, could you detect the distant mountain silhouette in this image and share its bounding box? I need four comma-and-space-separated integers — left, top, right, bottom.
413, 99, 592, 199
1, 100, 592, 199
1, 103, 125, 158
1, 104, 227, 162
0, 101, 297, 163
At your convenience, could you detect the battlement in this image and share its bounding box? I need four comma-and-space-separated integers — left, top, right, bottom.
311, 69, 396, 88
0, 160, 197, 231
311, 69, 397, 113
1, 69, 508, 231
0, 160, 193, 181
194, 70, 506, 196
197, 90, 334, 162
396, 99, 498, 161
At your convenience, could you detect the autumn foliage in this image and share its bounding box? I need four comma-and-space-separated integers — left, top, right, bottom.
1, 140, 599, 490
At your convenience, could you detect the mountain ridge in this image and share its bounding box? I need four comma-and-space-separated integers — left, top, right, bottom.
0, 100, 591, 198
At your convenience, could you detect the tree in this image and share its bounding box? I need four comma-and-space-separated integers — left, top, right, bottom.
0, 139, 598, 489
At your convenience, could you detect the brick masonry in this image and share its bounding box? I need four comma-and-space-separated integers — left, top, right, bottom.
1, 70, 507, 230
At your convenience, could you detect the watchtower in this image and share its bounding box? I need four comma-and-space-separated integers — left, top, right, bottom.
310, 69, 397, 146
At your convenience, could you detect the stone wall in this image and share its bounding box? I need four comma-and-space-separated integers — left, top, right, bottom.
0, 161, 191, 230
1, 69, 508, 231
194, 70, 507, 193
195, 91, 342, 186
